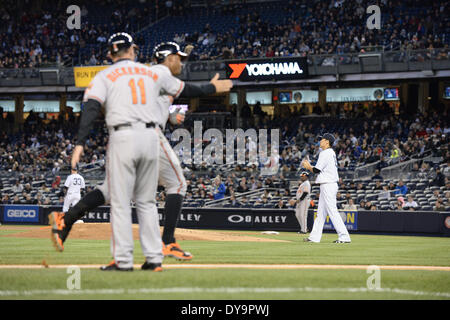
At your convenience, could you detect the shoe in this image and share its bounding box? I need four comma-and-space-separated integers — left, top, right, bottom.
333, 240, 351, 243
163, 242, 193, 260
48, 211, 67, 252
303, 238, 314, 242
141, 262, 163, 272
100, 260, 133, 271
297, 231, 307, 234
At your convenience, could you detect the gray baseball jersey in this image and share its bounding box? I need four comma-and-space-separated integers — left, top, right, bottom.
84, 60, 184, 128
84, 59, 187, 268
296, 180, 311, 201
97, 93, 187, 206
295, 180, 311, 233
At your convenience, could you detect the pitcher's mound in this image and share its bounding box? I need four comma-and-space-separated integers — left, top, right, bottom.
2, 223, 288, 242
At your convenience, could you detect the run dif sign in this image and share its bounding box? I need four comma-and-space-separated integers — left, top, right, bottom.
226, 57, 308, 81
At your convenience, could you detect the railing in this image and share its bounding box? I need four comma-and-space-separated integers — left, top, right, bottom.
0, 49, 448, 87
204, 187, 284, 207
353, 161, 381, 180
380, 154, 434, 180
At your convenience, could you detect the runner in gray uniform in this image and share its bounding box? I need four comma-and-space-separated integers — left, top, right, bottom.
50, 33, 190, 271
295, 171, 311, 234
48, 41, 233, 263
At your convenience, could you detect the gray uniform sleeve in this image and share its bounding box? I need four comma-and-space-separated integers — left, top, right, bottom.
159, 68, 185, 99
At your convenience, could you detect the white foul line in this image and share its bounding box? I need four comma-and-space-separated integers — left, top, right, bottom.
1, 264, 450, 271
0, 287, 449, 298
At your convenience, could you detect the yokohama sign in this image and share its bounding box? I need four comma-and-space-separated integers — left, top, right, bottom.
226, 57, 308, 81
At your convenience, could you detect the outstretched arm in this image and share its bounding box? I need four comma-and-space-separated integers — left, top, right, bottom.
179, 73, 233, 98
72, 99, 102, 170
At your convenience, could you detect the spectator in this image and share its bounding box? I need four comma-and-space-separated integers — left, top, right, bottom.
371, 169, 383, 181
212, 176, 226, 200
394, 180, 408, 196
287, 198, 297, 209
1, 194, 11, 204
432, 167, 445, 187
373, 180, 383, 191
343, 198, 357, 211
240, 196, 249, 207
228, 194, 240, 207
403, 195, 419, 211
359, 200, 366, 210
263, 189, 272, 199
392, 197, 405, 210
12, 195, 21, 204
237, 177, 249, 193
12, 180, 24, 193
434, 200, 445, 211
364, 201, 373, 210
275, 199, 286, 209
254, 199, 263, 208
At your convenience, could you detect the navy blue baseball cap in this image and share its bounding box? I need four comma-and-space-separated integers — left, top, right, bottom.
153, 41, 188, 63
319, 133, 335, 146
108, 32, 138, 54
300, 171, 310, 177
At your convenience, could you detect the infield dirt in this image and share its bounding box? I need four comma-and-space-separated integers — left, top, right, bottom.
0, 224, 288, 242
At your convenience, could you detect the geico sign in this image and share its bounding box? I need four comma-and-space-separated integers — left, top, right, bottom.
246, 62, 303, 77
7, 209, 37, 218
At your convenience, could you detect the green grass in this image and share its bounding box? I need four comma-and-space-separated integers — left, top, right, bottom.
0, 269, 449, 300
0, 231, 449, 266
0, 228, 449, 299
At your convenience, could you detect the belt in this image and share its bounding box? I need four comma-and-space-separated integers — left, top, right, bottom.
113, 122, 157, 131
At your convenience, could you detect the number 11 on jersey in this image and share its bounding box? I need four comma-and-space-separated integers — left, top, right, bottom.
128, 78, 146, 105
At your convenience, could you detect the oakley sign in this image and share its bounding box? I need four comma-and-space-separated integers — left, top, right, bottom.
226, 57, 308, 81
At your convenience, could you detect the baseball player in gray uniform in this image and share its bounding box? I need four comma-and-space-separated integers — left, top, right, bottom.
48, 39, 233, 263
301, 133, 351, 243
295, 171, 311, 234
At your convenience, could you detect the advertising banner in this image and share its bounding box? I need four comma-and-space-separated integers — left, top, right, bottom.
226, 57, 308, 81
313, 210, 358, 231
326, 88, 384, 102
73, 66, 107, 87
3, 205, 39, 223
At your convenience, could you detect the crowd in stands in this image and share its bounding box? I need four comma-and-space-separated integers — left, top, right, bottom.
175, 0, 450, 62
0, 0, 449, 68
0, 0, 180, 68
1, 101, 449, 211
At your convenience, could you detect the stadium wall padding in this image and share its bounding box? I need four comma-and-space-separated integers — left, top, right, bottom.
1, 205, 449, 236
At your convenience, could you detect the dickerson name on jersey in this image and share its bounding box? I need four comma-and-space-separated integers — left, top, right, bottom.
245, 62, 304, 77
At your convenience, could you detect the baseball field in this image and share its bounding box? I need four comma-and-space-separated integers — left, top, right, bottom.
0, 223, 449, 300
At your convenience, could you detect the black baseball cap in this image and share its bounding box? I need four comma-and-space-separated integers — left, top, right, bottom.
300, 171, 310, 177
153, 41, 188, 63
319, 133, 335, 146
108, 32, 138, 54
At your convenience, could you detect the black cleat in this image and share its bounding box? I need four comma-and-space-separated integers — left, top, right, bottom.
100, 260, 133, 271
333, 240, 351, 243
141, 262, 163, 272
303, 238, 314, 242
